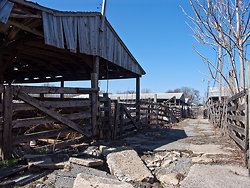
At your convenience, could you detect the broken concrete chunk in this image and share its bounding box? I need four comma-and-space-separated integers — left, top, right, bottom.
156, 173, 179, 186
105, 147, 154, 183
192, 156, 213, 163
69, 157, 103, 167
161, 159, 173, 167
73, 173, 133, 188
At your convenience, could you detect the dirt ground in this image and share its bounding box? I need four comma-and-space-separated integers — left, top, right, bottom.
2, 118, 249, 188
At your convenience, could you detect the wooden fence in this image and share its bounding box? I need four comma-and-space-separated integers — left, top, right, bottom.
227, 90, 248, 159
0, 85, 98, 160
206, 90, 249, 166
140, 101, 178, 126
0, 85, 186, 160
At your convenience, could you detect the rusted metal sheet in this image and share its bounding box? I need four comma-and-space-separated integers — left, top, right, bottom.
0, 0, 14, 24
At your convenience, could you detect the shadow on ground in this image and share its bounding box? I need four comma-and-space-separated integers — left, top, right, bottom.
120, 125, 188, 152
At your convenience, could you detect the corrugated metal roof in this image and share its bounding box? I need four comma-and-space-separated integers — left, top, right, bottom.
207, 87, 229, 98
75, 92, 185, 102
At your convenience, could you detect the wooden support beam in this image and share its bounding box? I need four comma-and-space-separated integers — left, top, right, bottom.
7, 20, 43, 37
91, 56, 99, 137
2, 86, 13, 160
136, 77, 141, 127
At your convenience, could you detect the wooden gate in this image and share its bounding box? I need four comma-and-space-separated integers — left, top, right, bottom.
1, 85, 98, 159
140, 101, 178, 125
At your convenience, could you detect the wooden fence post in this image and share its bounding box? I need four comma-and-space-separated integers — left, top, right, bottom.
2, 85, 13, 160
246, 60, 250, 175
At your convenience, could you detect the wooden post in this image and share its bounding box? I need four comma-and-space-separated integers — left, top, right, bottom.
117, 97, 120, 103
60, 80, 64, 99
246, 60, 250, 175
136, 77, 141, 128
154, 94, 157, 103
2, 85, 13, 160
91, 56, 99, 137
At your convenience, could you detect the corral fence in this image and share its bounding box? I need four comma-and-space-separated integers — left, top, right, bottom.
206, 89, 249, 169
0, 85, 189, 160
0, 85, 98, 160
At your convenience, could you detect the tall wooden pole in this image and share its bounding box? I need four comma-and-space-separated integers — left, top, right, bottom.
246, 60, 250, 175
91, 57, 99, 137
136, 77, 140, 128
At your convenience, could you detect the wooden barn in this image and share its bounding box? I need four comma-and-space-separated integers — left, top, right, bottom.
0, 0, 145, 159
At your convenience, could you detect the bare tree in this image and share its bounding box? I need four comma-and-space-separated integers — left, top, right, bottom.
167, 87, 201, 105
182, 0, 250, 95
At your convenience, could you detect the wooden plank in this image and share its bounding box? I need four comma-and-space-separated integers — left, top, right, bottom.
113, 102, 120, 140
239, 103, 245, 111
228, 130, 245, 149
228, 123, 245, 135
128, 109, 137, 113
122, 124, 135, 132
2, 86, 13, 160
227, 105, 237, 112
227, 114, 245, 122
13, 112, 91, 128
13, 86, 98, 94
123, 103, 137, 107
228, 90, 246, 103
15, 91, 91, 137
13, 128, 73, 145
141, 112, 156, 116
121, 104, 138, 129
33, 136, 90, 152
0, 165, 28, 180
8, 20, 43, 37
13, 100, 91, 112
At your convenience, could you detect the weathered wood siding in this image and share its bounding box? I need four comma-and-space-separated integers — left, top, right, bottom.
0, 0, 13, 24
42, 12, 143, 75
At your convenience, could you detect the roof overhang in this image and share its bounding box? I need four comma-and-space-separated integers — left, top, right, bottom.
0, 0, 145, 83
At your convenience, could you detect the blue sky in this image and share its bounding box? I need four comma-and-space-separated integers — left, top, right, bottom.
32, 0, 209, 97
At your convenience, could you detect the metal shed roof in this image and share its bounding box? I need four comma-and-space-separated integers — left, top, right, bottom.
0, 0, 145, 83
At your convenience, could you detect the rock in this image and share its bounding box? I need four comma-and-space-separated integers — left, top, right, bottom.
84, 146, 101, 157
172, 151, 181, 157
161, 159, 172, 167
172, 157, 178, 161
73, 173, 133, 188
104, 147, 154, 183
69, 157, 103, 167
55, 164, 117, 188
192, 156, 213, 163
157, 173, 179, 186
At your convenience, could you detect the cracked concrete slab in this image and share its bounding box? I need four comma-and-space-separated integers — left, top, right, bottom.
180, 164, 250, 188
